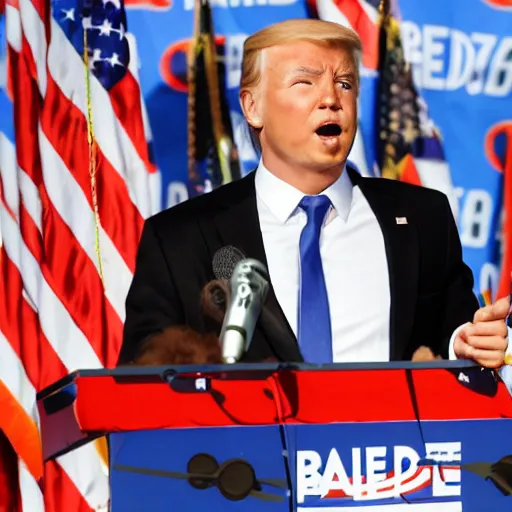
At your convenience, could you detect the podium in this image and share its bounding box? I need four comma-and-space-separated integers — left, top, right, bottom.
37, 361, 512, 511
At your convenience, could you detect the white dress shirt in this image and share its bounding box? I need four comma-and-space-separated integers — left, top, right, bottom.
255, 161, 391, 362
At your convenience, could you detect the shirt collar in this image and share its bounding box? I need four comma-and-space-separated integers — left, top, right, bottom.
254, 159, 353, 224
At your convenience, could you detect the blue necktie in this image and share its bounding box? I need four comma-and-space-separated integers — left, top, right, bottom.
297, 195, 333, 363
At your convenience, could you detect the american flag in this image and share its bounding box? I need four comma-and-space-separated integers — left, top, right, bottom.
0, 0, 159, 508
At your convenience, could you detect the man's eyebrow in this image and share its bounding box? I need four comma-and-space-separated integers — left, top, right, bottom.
290, 66, 324, 76
335, 72, 357, 80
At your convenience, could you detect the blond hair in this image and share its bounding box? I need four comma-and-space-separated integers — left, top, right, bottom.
240, 18, 363, 93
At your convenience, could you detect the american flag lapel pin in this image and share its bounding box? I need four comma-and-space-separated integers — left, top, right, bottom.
396, 217, 408, 225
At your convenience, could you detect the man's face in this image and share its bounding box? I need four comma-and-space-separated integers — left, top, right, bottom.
243, 40, 358, 177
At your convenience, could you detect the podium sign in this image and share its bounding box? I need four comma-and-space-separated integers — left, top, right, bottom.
37, 362, 512, 511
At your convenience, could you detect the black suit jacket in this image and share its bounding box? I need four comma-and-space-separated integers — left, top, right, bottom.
118, 167, 479, 365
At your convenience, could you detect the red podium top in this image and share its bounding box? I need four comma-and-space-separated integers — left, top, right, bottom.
36, 362, 512, 460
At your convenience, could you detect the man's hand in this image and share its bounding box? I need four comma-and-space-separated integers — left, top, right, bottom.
453, 296, 510, 368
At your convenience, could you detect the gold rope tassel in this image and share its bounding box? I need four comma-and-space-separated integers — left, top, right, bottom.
188, 0, 232, 186
186, 17, 199, 185
83, 29, 104, 286
82, 28, 108, 472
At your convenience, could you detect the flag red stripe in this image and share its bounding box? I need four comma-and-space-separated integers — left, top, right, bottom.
27, 0, 51, 46
43, 460, 95, 512
110, 73, 155, 173
21, 189, 123, 368
334, 0, 379, 69
0, 242, 68, 393
41, 74, 143, 271
0, 245, 41, 389
6, 43, 42, 196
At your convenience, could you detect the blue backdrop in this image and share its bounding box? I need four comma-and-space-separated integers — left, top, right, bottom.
398, 0, 511, 298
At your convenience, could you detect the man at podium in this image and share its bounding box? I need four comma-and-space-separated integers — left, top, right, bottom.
119, 19, 509, 370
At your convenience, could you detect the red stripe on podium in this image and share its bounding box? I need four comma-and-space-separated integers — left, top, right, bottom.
73, 368, 512, 433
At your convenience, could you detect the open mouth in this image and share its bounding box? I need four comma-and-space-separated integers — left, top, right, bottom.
315, 123, 342, 137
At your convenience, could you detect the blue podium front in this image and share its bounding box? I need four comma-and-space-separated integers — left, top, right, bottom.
37, 362, 512, 511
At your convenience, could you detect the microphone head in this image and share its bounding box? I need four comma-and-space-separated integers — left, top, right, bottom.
213, 246, 245, 281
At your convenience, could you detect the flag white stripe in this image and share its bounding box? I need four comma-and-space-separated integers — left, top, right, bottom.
0, 133, 20, 220
5, 5, 22, 52
126, 32, 162, 216
0, 133, 43, 234
57, 444, 110, 510
18, 461, 45, 512
0, 203, 104, 372
39, 126, 132, 321
358, 0, 379, 24
316, 0, 354, 31
0, 329, 36, 421
19, 169, 43, 234
18, 0, 47, 96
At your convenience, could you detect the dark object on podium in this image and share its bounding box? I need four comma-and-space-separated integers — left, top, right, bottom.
37, 361, 512, 511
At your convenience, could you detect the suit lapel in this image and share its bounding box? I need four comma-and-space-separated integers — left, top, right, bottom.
349, 169, 419, 360
206, 173, 302, 362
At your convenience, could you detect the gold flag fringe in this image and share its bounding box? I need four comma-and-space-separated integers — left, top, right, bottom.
83, 27, 108, 471
83, 28, 104, 286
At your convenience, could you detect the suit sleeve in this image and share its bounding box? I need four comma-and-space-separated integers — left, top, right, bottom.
117, 218, 185, 365
440, 195, 479, 357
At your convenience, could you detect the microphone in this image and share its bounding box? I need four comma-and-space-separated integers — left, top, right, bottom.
212, 245, 245, 281
219, 258, 270, 364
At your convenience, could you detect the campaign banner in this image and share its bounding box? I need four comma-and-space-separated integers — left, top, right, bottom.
397, 0, 512, 298
109, 420, 512, 511
124, 0, 308, 210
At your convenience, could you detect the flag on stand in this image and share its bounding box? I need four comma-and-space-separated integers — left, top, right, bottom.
376, 1, 449, 192
187, 0, 241, 196
0, 0, 158, 509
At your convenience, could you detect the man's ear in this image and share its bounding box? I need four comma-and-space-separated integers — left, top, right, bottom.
240, 89, 263, 129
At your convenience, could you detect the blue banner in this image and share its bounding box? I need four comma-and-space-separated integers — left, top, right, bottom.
398, 0, 512, 298
110, 420, 512, 510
